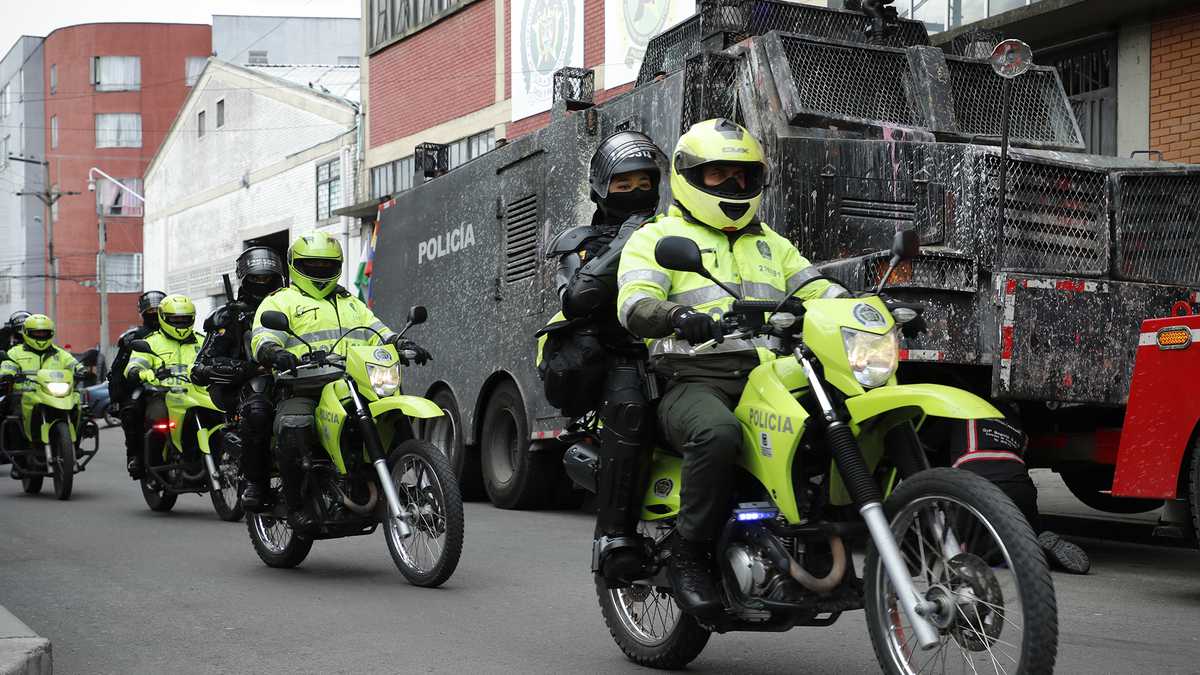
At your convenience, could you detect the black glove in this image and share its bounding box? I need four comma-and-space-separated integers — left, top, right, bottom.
388, 335, 431, 366
270, 349, 300, 373
670, 306, 723, 346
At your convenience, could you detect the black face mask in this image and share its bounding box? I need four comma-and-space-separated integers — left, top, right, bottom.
600, 188, 658, 226
142, 312, 158, 329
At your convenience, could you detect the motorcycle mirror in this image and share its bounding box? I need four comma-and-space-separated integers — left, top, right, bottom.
892, 229, 920, 262
654, 236, 706, 274
989, 39, 1033, 79
408, 305, 428, 326
259, 311, 292, 333
129, 339, 152, 353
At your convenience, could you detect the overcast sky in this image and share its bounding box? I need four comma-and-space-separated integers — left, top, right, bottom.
2, 0, 360, 57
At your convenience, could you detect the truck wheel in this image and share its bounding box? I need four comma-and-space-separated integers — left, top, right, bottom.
480, 381, 554, 509
1059, 467, 1161, 514
423, 388, 482, 499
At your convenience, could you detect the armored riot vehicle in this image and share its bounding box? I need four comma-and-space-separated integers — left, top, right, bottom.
370, 1, 1200, 521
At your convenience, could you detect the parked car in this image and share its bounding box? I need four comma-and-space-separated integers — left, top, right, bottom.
82, 381, 119, 428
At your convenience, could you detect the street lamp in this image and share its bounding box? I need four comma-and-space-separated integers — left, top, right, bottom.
87, 167, 145, 359
989, 38, 1033, 273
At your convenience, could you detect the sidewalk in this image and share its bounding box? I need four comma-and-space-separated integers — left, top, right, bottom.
0, 605, 50, 675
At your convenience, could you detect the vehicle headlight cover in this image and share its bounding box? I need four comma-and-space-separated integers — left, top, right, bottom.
367, 363, 400, 397
841, 327, 898, 388
46, 381, 71, 397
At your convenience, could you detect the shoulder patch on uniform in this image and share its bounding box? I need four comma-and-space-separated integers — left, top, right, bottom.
756, 240, 772, 260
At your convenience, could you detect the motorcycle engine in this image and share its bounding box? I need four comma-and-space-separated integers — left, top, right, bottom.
726, 544, 775, 597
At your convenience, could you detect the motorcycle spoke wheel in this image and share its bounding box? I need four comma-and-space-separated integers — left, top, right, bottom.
595, 521, 710, 669
246, 477, 312, 568
866, 469, 1057, 675
385, 439, 463, 587
209, 439, 244, 522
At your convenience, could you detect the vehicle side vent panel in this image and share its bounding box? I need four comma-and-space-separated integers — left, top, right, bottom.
1114, 172, 1200, 287
988, 157, 1109, 276
504, 194, 539, 284
817, 177, 945, 259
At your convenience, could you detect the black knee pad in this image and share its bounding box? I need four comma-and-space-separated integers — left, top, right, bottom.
600, 400, 650, 458
240, 395, 274, 430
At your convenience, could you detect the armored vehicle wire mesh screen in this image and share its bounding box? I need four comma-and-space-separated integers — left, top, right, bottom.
681, 52, 742, 133
987, 156, 1109, 276
1114, 172, 1200, 287
702, 0, 929, 48
777, 34, 917, 128
553, 67, 595, 108
637, 15, 706, 85
947, 58, 1083, 149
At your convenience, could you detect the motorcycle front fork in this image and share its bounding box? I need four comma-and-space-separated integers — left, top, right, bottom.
797, 352, 941, 651
345, 381, 412, 539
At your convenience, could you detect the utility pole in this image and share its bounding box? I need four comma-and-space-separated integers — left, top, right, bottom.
988, 39, 1033, 273
88, 167, 144, 359
10, 155, 80, 323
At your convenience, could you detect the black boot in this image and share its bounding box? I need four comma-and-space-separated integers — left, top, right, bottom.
287, 508, 317, 533
127, 456, 144, 480
241, 481, 269, 513
666, 535, 723, 617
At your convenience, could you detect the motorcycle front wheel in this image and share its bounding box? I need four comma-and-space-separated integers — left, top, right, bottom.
865, 468, 1058, 675
50, 423, 74, 501
595, 520, 711, 670
208, 434, 244, 522
384, 439, 464, 587
246, 478, 312, 568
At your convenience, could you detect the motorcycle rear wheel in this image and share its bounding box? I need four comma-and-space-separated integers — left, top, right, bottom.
247, 478, 313, 568
865, 468, 1058, 675
595, 521, 711, 669
50, 423, 74, 501
384, 439, 464, 587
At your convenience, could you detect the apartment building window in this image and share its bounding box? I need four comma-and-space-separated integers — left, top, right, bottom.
447, 129, 496, 170
316, 158, 341, 220
217, 100, 225, 128
337, 56, 359, 66
91, 56, 141, 92
0, 136, 8, 168
0, 84, 9, 118
370, 156, 415, 199
103, 253, 143, 293
95, 113, 142, 148
248, 50, 269, 66
198, 110, 206, 138
50, 116, 57, 149
185, 57, 207, 86
49, 64, 56, 95
96, 177, 144, 217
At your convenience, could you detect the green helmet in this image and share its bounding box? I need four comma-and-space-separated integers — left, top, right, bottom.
669, 118, 768, 231
158, 294, 196, 341
288, 231, 343, 299
21, 314, 55, 351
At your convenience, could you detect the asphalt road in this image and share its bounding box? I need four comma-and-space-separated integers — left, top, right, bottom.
1, 429, 1199, 674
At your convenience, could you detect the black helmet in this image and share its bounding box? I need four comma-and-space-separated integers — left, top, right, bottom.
236, 246, 285, 300
7, 310, 30, 331
589, 131, 665, 226
138, 291, 166, 317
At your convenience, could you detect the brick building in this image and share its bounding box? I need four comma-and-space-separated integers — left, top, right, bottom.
40, 22, 211, 349
934, 0, 1200, 163
356, 1, 826, 205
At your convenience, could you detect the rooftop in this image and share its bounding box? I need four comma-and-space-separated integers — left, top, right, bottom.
243, 63, 360, 104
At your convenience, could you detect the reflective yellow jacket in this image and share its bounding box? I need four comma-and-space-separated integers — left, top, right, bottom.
125, 331, 203, 383
1, 345, 82, 392
251, 285, 394, 360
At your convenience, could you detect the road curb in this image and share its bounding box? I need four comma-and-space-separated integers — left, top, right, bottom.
0, 606, 51, 675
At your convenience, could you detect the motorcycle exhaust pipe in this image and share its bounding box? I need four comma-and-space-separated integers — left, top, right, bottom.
330, 479, 378, 516
748, 528, 847, 593
562, 440, 600, 493
202, 454, 222, 493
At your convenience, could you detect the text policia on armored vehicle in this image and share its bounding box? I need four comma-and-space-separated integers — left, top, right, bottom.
368, 1, 1200, 518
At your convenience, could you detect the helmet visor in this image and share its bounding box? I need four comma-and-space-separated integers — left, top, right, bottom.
163, 313, 194, 328
26, 329, 52, 341
294, 258, 341, 281
683, 161, 765, 200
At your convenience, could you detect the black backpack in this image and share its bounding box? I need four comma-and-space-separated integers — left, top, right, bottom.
536, 321, 607, 418
107, 331, 144, 402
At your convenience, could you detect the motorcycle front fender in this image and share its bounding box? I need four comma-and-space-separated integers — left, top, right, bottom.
196, 422, 225, 455
846, 383, 1002, 427
40, 418, 76, 444
369, 394, 443, 420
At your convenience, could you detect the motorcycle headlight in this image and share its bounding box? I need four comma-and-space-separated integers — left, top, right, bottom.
841, 327, 898, 388
367, 363, 400, 397
46, 381, 71, 397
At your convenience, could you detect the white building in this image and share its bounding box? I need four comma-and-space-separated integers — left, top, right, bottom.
212, 15, 360, 67
143, 60, 364, 318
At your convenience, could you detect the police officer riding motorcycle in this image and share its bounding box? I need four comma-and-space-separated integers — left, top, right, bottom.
540, 130, 666, 584
0, 310, 31, 349
191, 247, 286, 512
112, 290, 166, 478
250, 231, 430, 532
616, 119, 849, 616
